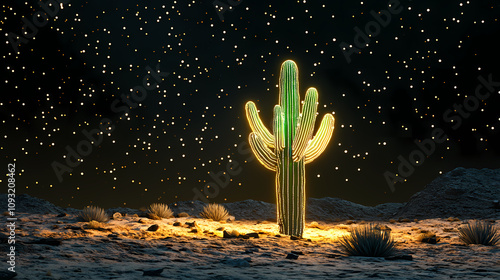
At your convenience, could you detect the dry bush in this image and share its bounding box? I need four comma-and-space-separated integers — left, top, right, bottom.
339, 224, 396, 257
458, 220, 499, 246
80, 206, 108, 222
147, 203, 174, 219
200, 203, 230, 221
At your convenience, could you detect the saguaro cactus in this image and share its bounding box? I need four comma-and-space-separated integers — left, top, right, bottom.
245, 60, 335, 237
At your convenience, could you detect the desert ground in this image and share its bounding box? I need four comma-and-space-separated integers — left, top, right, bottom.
1, 212, 499, 280
1, 167, 499, 279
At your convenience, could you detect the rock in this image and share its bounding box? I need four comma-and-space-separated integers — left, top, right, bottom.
190, 228, 198, 233
147, 224, 159, 231
177, 212, 190, 217
57, 213, 67, 217
421, 236, 437, 244
385, 255, 413, 261
290, 236, 301, 240
395, 168, 500, 219
227, 215, 235, 222
216, 227, 225, 231
245, 232, 259, 238
223, 230, 239, 238
143, 268, 164, 276
112, 212, 122, 220
185, 221, 197, 228
0, 193, 71, 215
286, 253, 299, 260
224, 200, 276, 221
307, 197, 383, 221
173, 222, 182, 227
374, 203, 404, 218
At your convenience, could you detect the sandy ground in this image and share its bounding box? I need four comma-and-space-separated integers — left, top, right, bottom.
1, 212, 499, 280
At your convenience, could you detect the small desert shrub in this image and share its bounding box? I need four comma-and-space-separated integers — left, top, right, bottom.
200, 203, 230, 221
147, 203, 174, 219
458, 220, 499, 246
80, 206, 109, 222
339, 224, 396, 257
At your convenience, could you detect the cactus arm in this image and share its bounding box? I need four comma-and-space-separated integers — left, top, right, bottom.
273, 105, 284, 151
245, 101, 275, 148
248, 132, 277, 171
292, 87, 318, 161
304, 113, 335, 164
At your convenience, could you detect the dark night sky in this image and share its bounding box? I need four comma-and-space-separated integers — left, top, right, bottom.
1, 0, 499, 209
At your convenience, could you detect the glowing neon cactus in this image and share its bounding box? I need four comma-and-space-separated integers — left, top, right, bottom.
245, 60, 335, 237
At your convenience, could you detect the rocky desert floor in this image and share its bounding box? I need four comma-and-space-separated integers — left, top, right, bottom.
1, 212, 499, 280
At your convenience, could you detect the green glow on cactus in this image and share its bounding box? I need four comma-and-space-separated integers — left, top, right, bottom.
245, 60, 335, 237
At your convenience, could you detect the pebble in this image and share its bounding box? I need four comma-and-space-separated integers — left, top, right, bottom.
185, 221, 197, 228
245, 232, 259, 238
286, 253, 299, 260
143, 268, 163, 276
147, 224, 159, 231
223, 230, 240, 238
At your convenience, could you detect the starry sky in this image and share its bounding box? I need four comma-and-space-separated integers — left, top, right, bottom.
2, 0, 499, 209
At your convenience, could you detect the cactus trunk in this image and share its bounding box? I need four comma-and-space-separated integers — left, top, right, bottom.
276, 154, 305, 236
245, 60, 335, 238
